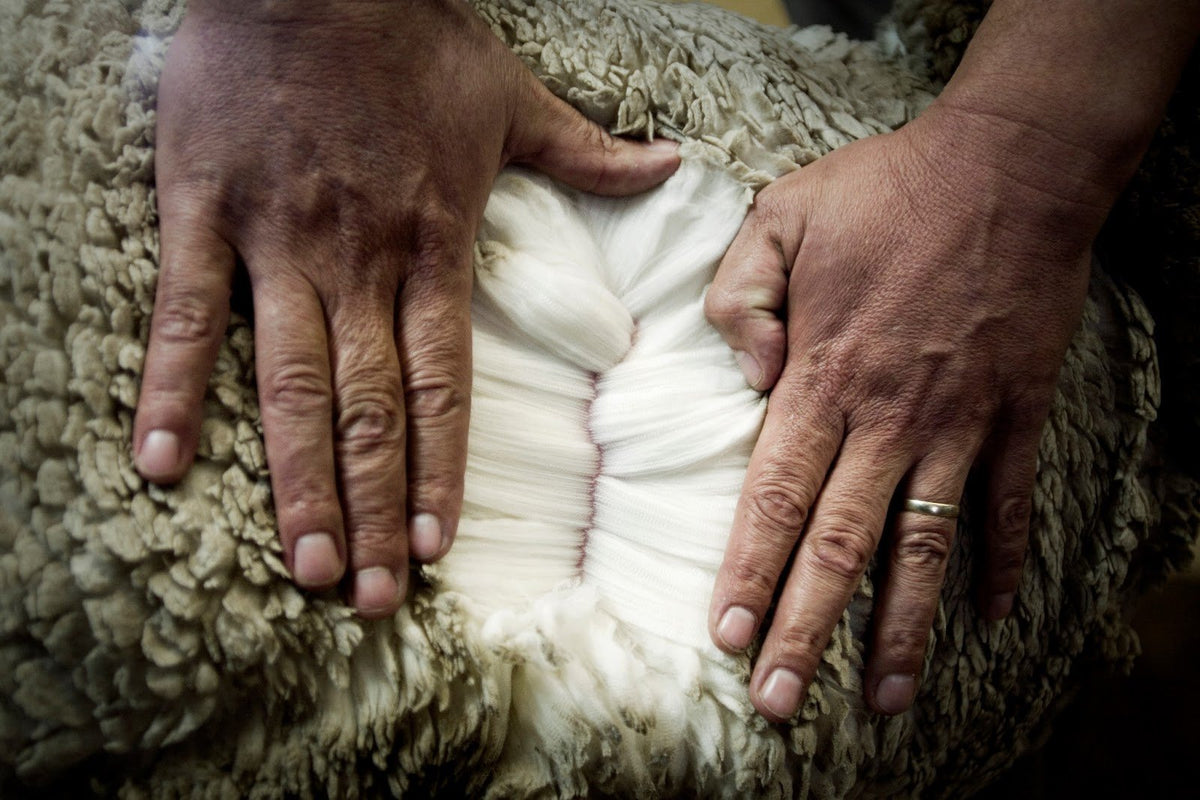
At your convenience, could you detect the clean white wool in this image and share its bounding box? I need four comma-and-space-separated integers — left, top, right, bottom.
435, 156, 759, 671
383, 159, 782, 796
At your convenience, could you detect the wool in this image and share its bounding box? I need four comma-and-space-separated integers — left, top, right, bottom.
0, 0, 1194, 798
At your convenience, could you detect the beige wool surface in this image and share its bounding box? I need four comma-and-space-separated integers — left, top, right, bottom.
1, 0, 1197, 797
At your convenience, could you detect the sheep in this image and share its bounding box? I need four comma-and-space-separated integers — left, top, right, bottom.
1, 0, 1195, 797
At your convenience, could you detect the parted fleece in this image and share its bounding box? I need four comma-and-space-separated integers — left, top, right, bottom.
0, 1, 1195, 798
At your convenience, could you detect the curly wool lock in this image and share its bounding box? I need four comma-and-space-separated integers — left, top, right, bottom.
0, 0, 1195, 798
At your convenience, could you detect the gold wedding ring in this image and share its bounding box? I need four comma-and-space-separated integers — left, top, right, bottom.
902, 498, 961, 519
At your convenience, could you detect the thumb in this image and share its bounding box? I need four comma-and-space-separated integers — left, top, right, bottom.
703, 173, 814, 391
703, 214, 789, 392
508, 80, 680, 196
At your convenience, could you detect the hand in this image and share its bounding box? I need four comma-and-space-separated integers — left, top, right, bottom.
704, 109, 1095, 720
132, 0, 679, 618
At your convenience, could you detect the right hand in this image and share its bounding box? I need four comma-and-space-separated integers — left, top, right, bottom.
703, 114, 1093, 720
132, 0, 680, 617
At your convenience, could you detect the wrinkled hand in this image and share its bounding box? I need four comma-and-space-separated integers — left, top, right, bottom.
705, 112, 1093, 720
133, 0, 679, 617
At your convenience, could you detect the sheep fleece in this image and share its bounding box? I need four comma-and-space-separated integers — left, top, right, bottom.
0, 0, 1193, 798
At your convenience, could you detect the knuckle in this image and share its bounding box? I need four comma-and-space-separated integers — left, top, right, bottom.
265, 174, 340, 240
336, 391, 403, 452
751, 186, 786, 224
868, 414, 914, 452
856, 401, 928, 452
406, 370, 468, 422
990, 536, 1028, 579
776, 399, 841, 451
408, 478, 457, 512
880, 624, 930, 661
892, 525, 955, 570
747, 481, 813, 537
263, 361, 332, 417
808, 518, 875, 581
951, 392, 995, 430
347, 506, 404, 540
408, 206, 469, 277
275, 484, 340, 526
703, 284, 740, 325
726, 557, 783, 603
803, 355, 853, 409
408, 450, 465, 507
993, 494, 1032, 539
988, 493, 1032, 584
1003, 394, 1050, 435
571, 113, 618, 156
574, 120, 617, 192
153, 292, 224, 346
346, 522, 404, 565
772, 623, 827, 661
592, 122, 619, 156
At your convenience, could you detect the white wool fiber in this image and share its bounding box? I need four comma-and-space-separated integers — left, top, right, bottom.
436, 159, 759, 664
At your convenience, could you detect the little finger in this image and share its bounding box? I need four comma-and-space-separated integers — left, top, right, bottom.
979, 419, 1042, 620
134, 210, 234, 482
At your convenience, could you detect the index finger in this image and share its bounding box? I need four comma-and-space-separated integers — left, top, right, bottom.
708, 376, 843, 655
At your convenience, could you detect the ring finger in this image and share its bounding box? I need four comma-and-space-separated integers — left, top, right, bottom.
327, 289, 408, 618
865, 449, 974, 715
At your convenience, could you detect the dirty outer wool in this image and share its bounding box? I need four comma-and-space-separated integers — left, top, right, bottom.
0, 0, 1195, 798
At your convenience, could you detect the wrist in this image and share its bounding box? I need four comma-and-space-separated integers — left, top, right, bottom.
909, 0, 1200, 254
901, 0, 1200, 261
899, 100, 1118, 260
926, 82, 1152, 205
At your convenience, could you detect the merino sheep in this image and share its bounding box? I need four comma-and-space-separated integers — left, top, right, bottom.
1, 0, 1196, 797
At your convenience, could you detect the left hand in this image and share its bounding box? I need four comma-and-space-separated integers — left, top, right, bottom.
704, 110, 1095, 721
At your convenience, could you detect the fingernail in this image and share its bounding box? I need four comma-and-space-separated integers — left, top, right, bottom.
292, 533, 341, 588
760, 668, 804, 719
353, 567, 401, 616
874, 674, 916, 715
137, 429, 180, 477
647, 137, 679, 153
988, 592, 1015, 620
734, 351, 763, 389
409, 513, 443, 561
716, 606, 757, 651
